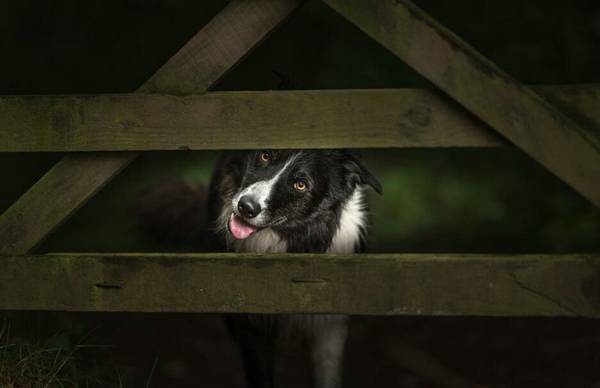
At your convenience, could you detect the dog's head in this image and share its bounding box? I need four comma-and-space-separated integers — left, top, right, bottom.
226, 150, 382, 240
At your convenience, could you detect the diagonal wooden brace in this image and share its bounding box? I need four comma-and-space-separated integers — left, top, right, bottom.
0, 0, 303, 254
323, 0, 600, 207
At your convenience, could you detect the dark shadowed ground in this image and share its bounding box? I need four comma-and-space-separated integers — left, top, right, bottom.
8, 312, 600, 387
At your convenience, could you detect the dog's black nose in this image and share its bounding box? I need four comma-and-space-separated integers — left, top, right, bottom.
237, 196, 261, 219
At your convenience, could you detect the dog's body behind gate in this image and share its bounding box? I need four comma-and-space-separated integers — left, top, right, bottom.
137, 149, 381, 388
209, 150, 381, 388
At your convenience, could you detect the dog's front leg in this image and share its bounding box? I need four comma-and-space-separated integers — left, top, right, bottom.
309, 315, 348, 388
226, 315, 277, 388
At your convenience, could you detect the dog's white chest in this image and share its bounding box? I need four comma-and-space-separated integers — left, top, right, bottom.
232, 228, 287, 253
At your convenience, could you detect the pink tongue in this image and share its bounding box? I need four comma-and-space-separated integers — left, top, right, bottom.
229, 214, 257, 240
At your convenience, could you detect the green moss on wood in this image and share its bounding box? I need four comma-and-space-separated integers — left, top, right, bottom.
0, 253, 599, 316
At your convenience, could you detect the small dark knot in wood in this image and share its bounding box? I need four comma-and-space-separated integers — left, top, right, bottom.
95, 283, 122, 290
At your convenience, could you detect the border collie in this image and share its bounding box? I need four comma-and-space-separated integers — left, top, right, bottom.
208, 149, 382, 388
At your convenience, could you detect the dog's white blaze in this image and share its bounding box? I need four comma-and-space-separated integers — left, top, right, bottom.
231, 155, 298, 224
327, 187, 366, 254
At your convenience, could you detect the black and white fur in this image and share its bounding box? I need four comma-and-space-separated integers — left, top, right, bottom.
208, 149, 382, 388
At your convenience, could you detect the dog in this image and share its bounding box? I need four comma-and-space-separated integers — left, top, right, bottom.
208, 149, 381, 388
136, 149, 381, 388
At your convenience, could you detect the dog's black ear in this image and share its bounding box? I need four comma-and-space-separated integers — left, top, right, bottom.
343, 151, 383, 195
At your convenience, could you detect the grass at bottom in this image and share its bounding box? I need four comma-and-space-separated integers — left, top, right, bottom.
0, 318, 122, 388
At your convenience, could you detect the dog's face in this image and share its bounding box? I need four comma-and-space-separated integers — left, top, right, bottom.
227, 150, 381, 240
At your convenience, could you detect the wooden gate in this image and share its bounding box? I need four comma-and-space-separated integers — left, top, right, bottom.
1, 0, 599, 317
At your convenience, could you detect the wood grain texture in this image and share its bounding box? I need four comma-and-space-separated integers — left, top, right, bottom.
323, 0, 600, 207
2, 85, 599, 151
139, 0, 304, 95
0, 89, 502, 151
1, 253, 599, 316
0, 0, 303, 254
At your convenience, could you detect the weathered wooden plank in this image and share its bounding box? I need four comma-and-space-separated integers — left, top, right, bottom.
1, 85, 598, 151
535, 84, 600, 139
0, 89, 502, 151
323, 0, 600, 207
0, 0, 303, 254
139, 0, 304, 95
1, 253, 599, 316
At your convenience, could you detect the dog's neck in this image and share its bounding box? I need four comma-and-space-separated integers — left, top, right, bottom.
230, 187, 366, 254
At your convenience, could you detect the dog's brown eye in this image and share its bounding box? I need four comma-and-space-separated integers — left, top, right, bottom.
258, 151, 271, 163
293, 180, 307, 192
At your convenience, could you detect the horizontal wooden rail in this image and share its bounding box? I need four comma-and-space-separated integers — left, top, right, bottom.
1, 85, 598, 151
1, 253, 599, 316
